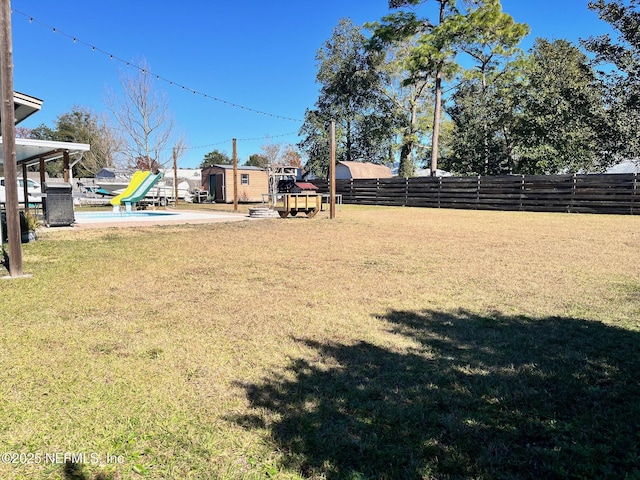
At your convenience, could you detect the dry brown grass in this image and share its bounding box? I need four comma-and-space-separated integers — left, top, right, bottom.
0, 206, 638, 479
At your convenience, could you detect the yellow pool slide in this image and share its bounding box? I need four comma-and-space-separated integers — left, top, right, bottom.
109, 171, 163, 207
110, 171, 149, 206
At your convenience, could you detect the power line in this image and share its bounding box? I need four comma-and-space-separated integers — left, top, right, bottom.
187, 131, 300, 151
13, 8, 304, 123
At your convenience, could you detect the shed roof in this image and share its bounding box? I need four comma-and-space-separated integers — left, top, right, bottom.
294, 182, 318, 190
337, 161, 392, 178
207, 164, 265, 171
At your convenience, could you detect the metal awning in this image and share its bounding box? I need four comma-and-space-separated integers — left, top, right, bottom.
0, 92, 89, 168
0, 91, 44, 135
12, 91, 43, 126
0, 137, 91, 167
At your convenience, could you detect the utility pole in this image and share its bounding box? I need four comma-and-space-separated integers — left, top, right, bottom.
232, 138, 238, 212
430, 0, 446, 177
173, 146, 178, 206
329, 120, 336, 219
0, 0, 23, 277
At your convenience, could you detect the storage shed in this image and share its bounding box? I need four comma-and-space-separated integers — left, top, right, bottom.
335, 161, 392, 180
201, 165, 268, 203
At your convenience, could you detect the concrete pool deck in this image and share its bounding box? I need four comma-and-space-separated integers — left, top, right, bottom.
70, 209, 252, 229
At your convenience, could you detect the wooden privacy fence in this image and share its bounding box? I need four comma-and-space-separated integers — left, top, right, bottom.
312, 174, 640, 215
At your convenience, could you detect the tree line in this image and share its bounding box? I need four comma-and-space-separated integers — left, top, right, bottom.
299, 0, 640, 178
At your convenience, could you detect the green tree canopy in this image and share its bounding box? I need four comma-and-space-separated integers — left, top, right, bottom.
374, 0, 462, 175
200, 149, 232, 168
513, 39, 607, 174
444, 0, 529, 175
299, 18, 396, 177
245, 154, 269, 168
20, 106, 119, 178
583, 0, 640, 158
445, 58, 526, 175
370, 0, 526, 176
368, 19, 435, 178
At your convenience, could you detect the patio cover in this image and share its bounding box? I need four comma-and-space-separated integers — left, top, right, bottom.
12, 91, 43, 126
0, 92, 90, 169
0, 137, 91, 168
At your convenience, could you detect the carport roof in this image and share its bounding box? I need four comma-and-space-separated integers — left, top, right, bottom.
12, 91, 43, 126
0, 91, 91, 168
0, 137, 91, 168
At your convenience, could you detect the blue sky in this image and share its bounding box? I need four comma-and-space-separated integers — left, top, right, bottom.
10, 1, 613, 169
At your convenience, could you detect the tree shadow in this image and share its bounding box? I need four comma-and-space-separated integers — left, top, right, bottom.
62, 460, 112, 480
232, 309, 640, 479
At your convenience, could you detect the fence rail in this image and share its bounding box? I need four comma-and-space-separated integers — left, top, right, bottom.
311, 174, 640, 215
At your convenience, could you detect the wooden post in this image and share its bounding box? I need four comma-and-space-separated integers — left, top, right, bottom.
62, 150, 70, 183
329, 120, 336, 219
0, 0, 23, 276
21, 163, 28, 212
173, 146, 178, 206
39, 157, 45, 185
232, 138, 238, 212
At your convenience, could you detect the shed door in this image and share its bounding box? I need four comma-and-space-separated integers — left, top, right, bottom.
209, 175, 218, 201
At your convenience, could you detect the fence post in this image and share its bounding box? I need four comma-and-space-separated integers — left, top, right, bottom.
520, 175, 525, 211
329, 121, 336, 218
632, 173, 637, 215
570, 173, 577, 213
476, 175, 481, 210
405, 177, 409, 206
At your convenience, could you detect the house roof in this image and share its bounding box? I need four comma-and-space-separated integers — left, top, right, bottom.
161, 168, 202, 179
605, 159, 640, 174
337, 161, 392, 178
414, 168, 453, 177
0, 137, 91, 168
96, 167, 132, 178
207, 164, 265, 171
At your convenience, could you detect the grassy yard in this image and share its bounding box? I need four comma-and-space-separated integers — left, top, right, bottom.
0, 205, 638, 479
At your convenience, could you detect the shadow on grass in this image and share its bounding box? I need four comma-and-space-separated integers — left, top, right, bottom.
62, 460, 112, 480
233, 309, 640, 479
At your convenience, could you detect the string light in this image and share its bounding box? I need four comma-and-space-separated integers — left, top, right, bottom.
12, 8, 303, 123
183, 131, 300, 151
107, 121, 300, 152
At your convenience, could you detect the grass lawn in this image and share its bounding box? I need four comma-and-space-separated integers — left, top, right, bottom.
0, 205, 638, 479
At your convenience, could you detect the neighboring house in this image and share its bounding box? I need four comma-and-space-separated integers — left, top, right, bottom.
160, 168, 202, 191
605, 159, 640, 174
95, 168, 131, 179
335, 161, 393, 180
414, 167, 453, 177
201, 165, 268, 203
